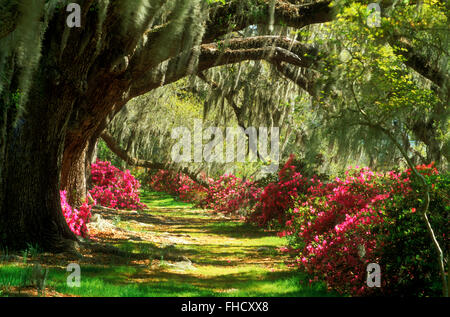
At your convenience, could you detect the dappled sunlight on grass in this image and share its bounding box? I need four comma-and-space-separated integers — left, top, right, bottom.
140, 191, 194, 209
0, 190, 337, 297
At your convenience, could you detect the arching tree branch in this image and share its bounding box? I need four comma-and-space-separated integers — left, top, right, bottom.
130, 35, 318, 97
100, 131, 164, 169
272, 61, 317, 96
100, 131, 210, 188
203, 0, 333, 43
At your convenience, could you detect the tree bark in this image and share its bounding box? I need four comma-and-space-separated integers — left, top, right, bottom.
61, 142, 88, 208
0, 70, 78, 252
60, 133, 101, 208
86, 137, 98, 190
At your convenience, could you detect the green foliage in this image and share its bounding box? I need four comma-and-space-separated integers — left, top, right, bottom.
292, 0, 449, 172
24, 243, 42, 259
0, 246, 10, 263
10, 89, 21, 110
0, 265, 33, 290
96, 139, 121, 168
376, 171, 449, 296
130, 167, 151, 189
205, 0, 226, 5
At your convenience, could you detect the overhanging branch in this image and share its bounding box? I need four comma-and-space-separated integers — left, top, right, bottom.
130, 35, 318, 97
273, 61, 317, 96
100, 131, 210, 188
393, 36, 449, 90
204, 0, 333, 43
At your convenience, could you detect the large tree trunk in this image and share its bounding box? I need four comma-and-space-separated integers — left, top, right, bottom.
61, 142, 88, 208
60, 107, 122, 207
412, 118, 445, 166
86, 137, 98, 190
0, 72, 78, 252
60, 134, 100, 208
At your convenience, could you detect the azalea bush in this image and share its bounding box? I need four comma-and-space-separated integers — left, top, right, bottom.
279, 163, 448, 296
149, 169, 179, 196
374, 164, 449, 296
89, 160, 147, 210
149, 170, 261, 214
202, 174, 261, 216
149, 169, 208, 205
60, 190, 92, 238
177, 174, 208, 205
280, 167, 392, 295
249, 155, 313, 226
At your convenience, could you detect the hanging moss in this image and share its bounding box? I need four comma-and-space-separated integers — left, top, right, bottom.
0, 0, 54, 126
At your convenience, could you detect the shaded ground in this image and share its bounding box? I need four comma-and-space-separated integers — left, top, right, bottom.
0, 191, 335, 297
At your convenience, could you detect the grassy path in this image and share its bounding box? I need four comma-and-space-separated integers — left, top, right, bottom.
0, 191, 334, 297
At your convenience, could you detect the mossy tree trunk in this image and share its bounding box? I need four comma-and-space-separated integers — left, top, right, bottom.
0, 61, 78, 252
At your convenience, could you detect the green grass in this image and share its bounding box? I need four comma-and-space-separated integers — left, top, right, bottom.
0, 264, 334, 297
0, 265, 33, 289
140, 190, 193, 209
0, 264, 215, 297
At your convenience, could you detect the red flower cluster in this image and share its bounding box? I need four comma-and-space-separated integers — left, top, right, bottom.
89, 160, 147, 210
149, 170, 208, 205
405, 162, 439, 176
280, 167, 398, 295
202, 174, 261, 215
60, 190, 92, 237
251, 154, 312, 226
149, 170, 260, 214
277, 163, 448, 296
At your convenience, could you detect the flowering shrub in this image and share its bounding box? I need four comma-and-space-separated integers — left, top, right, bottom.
279, 163, 448, 296
60, 190, 92, 238
89, 160, 147, 210
250, 155, 312, 226
150, 170, 261, 215
279, 167, 391, 295
149, 169, 208, 205
202, 174, 261, 215
145, 157, 448, 296
149, 170, 179, 196
177, 173, 208, 205
374, 164, 449, 296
